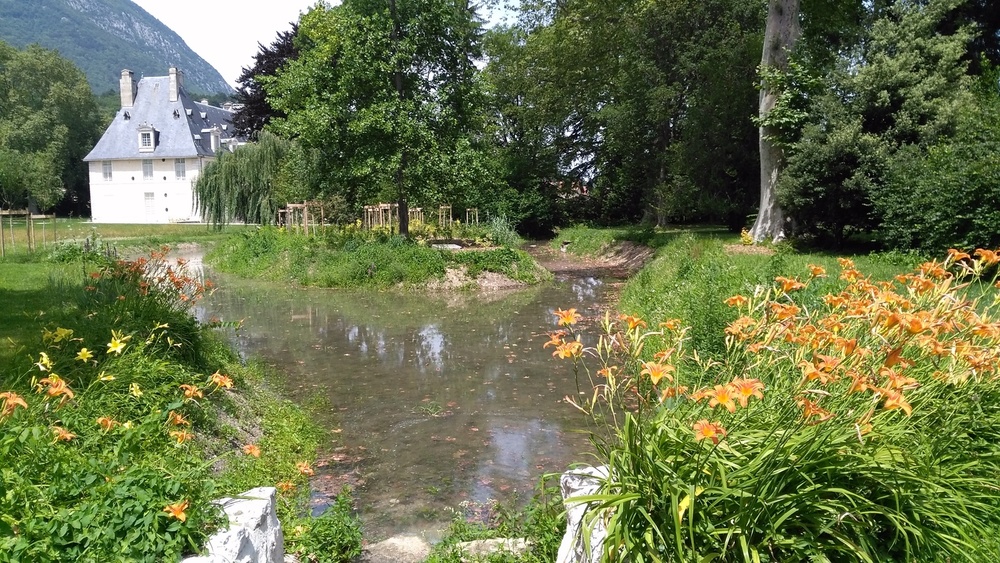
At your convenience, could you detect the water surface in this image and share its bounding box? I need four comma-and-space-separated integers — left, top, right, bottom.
200, 270, 614, 539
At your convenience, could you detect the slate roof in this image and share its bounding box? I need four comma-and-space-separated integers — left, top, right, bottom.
85, 75, 240, 161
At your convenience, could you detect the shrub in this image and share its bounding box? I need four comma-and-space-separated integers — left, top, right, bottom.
286, 488, 363, 563
549, 248, 1000, 561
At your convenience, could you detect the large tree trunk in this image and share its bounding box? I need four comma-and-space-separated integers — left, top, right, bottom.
751, 0, 801, 243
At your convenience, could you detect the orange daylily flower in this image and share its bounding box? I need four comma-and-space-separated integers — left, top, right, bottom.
209, 371, 234, 389
167, 411, 190, 426
731, 378, 764, 407
552, 340, 583, 359
974, 248, 999, 266
807, 264, 827, 277
882, 347, 913, 369
823, 293, 849, 308
837, 258, 856, 270
879, 388, 913, 416
542, 331, 566, 349
52, 426, 76, 442
553, 308, 582, 327
775, 276, 805, 292
163, 500, 189, 522
947, 248, 971, 262
798, 397, 834, 424
724, 295, 748, 308
37, 375, 75, 405
596, 365, 619, 378
918, 261, 949, 279
840, 268, 863, 283
846, 370, 870, 394
692, 420, 727, 444
296, 461, 315, 476
653, 348, 674, 361
619, 314, 647, 330
768, 303, 800, 321
724, 316, 757, 339
170, 430, 194, 444
880, 368, 919, 391
96, 417, 118, 431
640, 361, 674, 385
659, 386, 689, 401
277, 481, 296, 493
708, 384, 737, 413
179, 384, 203, 400
659, 319, 682, 330
243, 444, 261, 458
0, 391, 28, 419
689, 388, 712, 402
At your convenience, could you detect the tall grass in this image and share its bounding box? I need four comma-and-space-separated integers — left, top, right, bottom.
620, 234, 925, 357
208, 227, 549, 289
549, 249, 1000, 561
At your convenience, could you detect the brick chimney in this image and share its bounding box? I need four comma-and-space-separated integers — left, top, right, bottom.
169, 67, 183, 102
120, 69, 136, 108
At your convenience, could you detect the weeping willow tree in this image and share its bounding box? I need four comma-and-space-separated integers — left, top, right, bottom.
195, 131, 293, 227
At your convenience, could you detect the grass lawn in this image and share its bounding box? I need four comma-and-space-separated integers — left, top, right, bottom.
0, 218, 252, 259
0, 262, 80, 369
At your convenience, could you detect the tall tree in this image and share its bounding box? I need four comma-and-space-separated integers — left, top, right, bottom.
488, 0, 763, 229
264, 0, 493, 237
0, 41, 101, 213
232, 24, 299, 138
750, 0, 801, 242
194, 131, 294, 226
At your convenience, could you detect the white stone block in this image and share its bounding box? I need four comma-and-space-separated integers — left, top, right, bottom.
181, 487, 284, 563
556, 466, 609, 563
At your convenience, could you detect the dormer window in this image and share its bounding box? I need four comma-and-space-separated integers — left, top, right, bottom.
137, 123, 157, 152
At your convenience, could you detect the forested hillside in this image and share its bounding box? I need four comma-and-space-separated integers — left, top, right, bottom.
0, 0, 232, 95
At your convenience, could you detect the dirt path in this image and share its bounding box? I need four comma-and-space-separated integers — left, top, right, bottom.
523, 240, 656, 279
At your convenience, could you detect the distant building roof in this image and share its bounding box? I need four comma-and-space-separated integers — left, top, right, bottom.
85, 74, 240, 161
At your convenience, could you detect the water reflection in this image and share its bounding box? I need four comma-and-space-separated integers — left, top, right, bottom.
200, 276, 612, 539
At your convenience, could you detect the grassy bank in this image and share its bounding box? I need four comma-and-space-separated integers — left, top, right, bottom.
618, 233, 923, 357
539, 227, 1000, 561
0, 248, 360, 562
207, 226, 550, 289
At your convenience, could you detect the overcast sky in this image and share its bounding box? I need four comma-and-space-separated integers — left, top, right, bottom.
131, 0, 318, 87
130, 1, 510, 89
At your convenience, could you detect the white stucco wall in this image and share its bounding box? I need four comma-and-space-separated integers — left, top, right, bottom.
89, 157, 207, 223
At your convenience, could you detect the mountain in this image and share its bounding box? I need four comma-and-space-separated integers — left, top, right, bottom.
0, 0, 233, 95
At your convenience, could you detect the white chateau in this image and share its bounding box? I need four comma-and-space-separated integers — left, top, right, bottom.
85, 68, 241, 223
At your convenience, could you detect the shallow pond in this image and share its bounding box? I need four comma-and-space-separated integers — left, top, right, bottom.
197, 261, 616, 539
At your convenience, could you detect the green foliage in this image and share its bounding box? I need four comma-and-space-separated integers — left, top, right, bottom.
208, 227, 548, 288
619, 234, 922, 357
776, 0, 994, 249
286, 489, 363, 563
195, 131, 295, 227
484, 215, 523, 249
444, 247, 545, 284
875, 78, 1000, 251
425, 488, 565, 563
485, 0, 763, 229
0, 41, 102, 213
264, 0, 499, 235
0, 246, 352, 562
557, 250, 1000, 561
